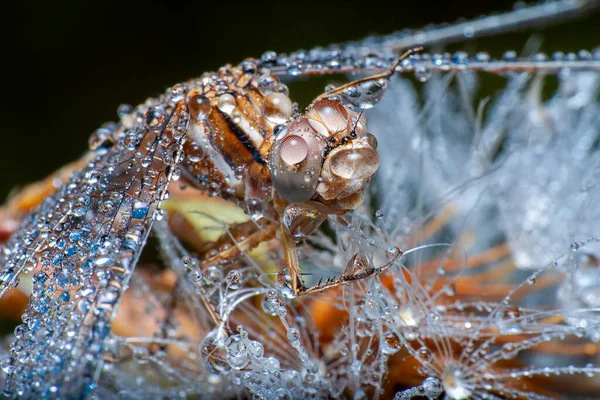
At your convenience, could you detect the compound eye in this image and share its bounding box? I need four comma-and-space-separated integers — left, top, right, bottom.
271, 119, 325, 203
279, 135, 308, 165
307, 99, 349, 137
330, 147, 379, 180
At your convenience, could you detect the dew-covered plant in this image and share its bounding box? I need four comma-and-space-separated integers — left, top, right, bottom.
0, 1, 599, 399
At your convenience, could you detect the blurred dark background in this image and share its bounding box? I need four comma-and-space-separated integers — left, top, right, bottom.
0, 0, 598, 199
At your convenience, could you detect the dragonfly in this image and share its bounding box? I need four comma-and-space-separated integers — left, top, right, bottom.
0, 0, 598, 398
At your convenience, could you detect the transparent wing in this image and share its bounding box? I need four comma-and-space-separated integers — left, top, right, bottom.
262, 0, 599, 78
0, 98, 188, 398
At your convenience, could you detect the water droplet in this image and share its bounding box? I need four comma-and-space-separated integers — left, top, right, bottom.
500, 342, 518, 359
23, 257, 37, 273
145, 107, 167, 131
571, 242, 580, 251
241, 59, 257, 75
205, 266, 223, 287
200, 330, 231, 374
287, 62, 302, 76
1, 358, 13, 374
247, 339, 264, 358
169, 83, 186, 101
422, 377, 443, 399
153, 209, 164, 221
502, 50, 517, 61
261, 51, 277, 64
88, 128, 114, 151
168, 166, 181, 181
225, 270, 244, 290
141, 156, 153, 167
262, 93, 293, 124
462, 26, 475, 38
117, 104, 133, 118
225, 334, 249, 370
342, 78, 388, 109
173, 150, 185, 164
426, 311, 441, 323
246, 198, 264, 221
287, 328, 300, 342
132, 202, 149, 219
217, 94, 236, 114
234, 165, 245, 180
414, 65, 432, 82
264, 356, 280, 373
188, 269, 202, 283
375, 210, 384, 220
69, 197, 90, 217
385, 246, 402, 263
417, 347, 432, 363
189, 94, 212, 121
123, 131, 139, 150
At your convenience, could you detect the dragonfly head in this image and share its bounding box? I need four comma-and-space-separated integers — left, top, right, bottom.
269, 98, 379, 209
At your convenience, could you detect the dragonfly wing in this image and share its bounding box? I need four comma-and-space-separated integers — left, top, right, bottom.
0, 99, 188, 398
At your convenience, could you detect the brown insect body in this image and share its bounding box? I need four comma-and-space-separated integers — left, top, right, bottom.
173, 61, 384, 297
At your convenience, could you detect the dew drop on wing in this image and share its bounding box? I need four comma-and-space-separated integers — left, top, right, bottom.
0, 99, 187, 397
341, 78, 388, 109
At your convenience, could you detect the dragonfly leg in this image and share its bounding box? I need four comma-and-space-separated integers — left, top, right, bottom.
278, 222, 305, 296
299, 247, 403, 296
198, 218, 277, 264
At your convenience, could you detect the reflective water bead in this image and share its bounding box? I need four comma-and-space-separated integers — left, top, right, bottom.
246, 198, 264, 221
173, 149, 185, 164
170, 83, 186, 101
205, 266, 223, 286
286, 328, 300, 343
241, 59, 257, 75
69, 197, 90, 217
189, 94, 212, 121
496, 306, 523, 334
500, 342, 518, 359
417, 347, 433, 363
123, 131, 140, 150
153, 209, 164, 221
385, 246, 402, 262
261, 51, 277, 64
226, 334, 249, 370
422, 377, 443, 399
341, 78, 388, 109
88, 128, 114, 151
263, 356, 280, 373
145, 107, 168, 131
247, 340, 264, 358
225, 270, 244, 290
262, 92, 293, 124
168, 167, 181, 181
414, 65, 432, 82
0, 358, 12, 374
217, 94, 236, 114
23, 257, 37, 273
280, 369, 302, 387
261, 294, 278, 316
188, 270, 202, 283
117, 103, 132, 118
200, 330, 231, 374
